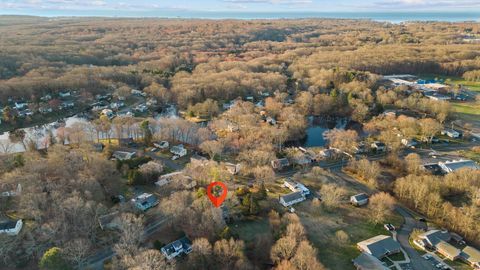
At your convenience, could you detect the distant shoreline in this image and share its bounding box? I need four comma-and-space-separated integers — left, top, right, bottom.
0, 12, 479, 23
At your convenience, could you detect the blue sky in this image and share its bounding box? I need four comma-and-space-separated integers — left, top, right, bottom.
0, 0, 480, 15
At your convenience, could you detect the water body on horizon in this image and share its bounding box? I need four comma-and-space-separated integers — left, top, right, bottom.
1, 11, 479, 23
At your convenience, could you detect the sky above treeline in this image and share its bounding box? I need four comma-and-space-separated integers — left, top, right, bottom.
0, 0, 480, 14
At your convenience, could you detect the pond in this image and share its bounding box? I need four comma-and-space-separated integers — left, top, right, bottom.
302, 117, 349, 148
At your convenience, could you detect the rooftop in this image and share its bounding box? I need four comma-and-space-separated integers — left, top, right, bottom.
353, 252, 389, 270
461, 246, 480, 263
358, 235, 401, 259
280, 191, 304, 203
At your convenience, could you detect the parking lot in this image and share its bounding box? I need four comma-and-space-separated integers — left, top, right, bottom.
422, 254, 452, 270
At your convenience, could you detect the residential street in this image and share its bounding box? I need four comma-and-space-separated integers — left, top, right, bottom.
395, 207, 435, 270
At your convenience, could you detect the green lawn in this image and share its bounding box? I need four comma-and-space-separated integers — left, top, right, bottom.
460, 150, 480, 162
452, 102, 480, 115
420, 74, 480, 92
230, 217, 270, 244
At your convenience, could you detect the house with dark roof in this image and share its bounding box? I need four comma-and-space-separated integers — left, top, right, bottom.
352, 252, 389, 270
460, 246, 480, 269
131, 193, 158, 211
112, 151, 136, 161
357, 235, 401, 259
439, 160, 480, 173
418, 230, 452, 249
351, 193, 369, 206
271, 158, 290, 170
0, 219, 23, 236
279, 191, 306, 207
161, 236, 192, 260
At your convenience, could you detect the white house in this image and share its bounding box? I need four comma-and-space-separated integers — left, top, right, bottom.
439, 160, 480, 174
112, 151, 136, 161
351, 193, 369, 206
441, 129, 462, 138
161, 237, 192, 260
283, 179, 310, 196
59, 91, 71, 98
279, 191, 306, 207
0, 220, 23, 236
14, 101, 28, 110
170, 145, 187, 157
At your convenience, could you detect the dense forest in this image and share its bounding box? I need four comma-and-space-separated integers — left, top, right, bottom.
1, 16, 480, 270
1, 16, 480, 104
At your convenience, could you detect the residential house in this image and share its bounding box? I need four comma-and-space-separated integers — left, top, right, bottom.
110, 102, 125, 110
131, 89, 146, 97
59, 91, 71, 98
417, 230, 452, 250
352, 252, 389, 270
40, 94, 52, 101
112, 151, 136, 161
441, 128, 462, 138
401, 138, 418, 148
0, 220, 23, 235
98, 211, 121, 230
60, 101, 75, 109
371, 141, 387, 152
460, 246, 480, 269
284, 179, 310, 196
155, 172, 184, 187
119, 138, 135, 147
437, 241, 461, 261
131, 193, 159, 211
271, 158, 290, 170
161, 236, 192, 260
357, 235, 401, 259
170, 145, 187, 157
135, 104, 148, 113
225, 163, 241, 175
279, 191, 306, 207
351, 193, 369, 206
154, 141, 169, 149
14, 101, 28, 110
39, 106, 53, 114
439, 160, 480, 173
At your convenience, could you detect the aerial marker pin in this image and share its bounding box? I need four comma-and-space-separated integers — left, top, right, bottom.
207, 181, 228, 208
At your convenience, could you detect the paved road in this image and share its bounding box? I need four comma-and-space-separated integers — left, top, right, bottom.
81, 215, 171, 270
395, 207, 435, 270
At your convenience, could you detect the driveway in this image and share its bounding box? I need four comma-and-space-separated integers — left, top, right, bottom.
395, 207, 436, 270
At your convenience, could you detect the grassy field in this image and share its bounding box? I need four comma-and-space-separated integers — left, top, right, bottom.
420, 74, 480, 92
451, 102, 480, 115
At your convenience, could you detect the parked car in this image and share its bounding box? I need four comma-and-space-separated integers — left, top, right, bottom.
422, 254, 432, 260
384, 223, 396, 231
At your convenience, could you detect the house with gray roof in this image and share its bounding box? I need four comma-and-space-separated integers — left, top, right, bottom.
418, 230, 451, 248
439, 160, 480, 174
161, 236, 192, 260
351, 193, 369, 206
279, 191, 306, 207
352, 252, 389, 270
357, 235, 401, 259
131, 193, 158, 211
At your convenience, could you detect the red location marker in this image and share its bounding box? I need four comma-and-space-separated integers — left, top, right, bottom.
207, 181, 228, 208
